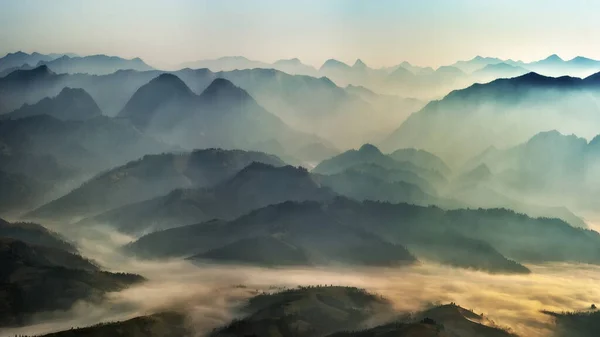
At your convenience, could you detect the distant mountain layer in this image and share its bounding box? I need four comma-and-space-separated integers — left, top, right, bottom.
1, 87, 102, 121
381, 71, 600, 164
313, 144, 448, 187
119, 74, 323, 152
0, 169, 50, 216
0, 114, 173, 179
36, 54, 153, 75
0, 51, 59, 73
27, 149, 285, 222
0, 64, 421, 150
459, 130, 600, 216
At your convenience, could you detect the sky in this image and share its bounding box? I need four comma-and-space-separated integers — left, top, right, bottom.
0, 0, 599, 69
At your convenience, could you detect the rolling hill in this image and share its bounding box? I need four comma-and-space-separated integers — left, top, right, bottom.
27, 149, 285, 222
79, 163, 335, 234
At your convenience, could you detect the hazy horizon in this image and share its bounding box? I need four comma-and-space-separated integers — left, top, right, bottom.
2, 0, 600, 69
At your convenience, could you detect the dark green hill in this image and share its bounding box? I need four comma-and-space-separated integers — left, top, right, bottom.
38, 312, 188, 337
212, 286, 394, 337
0, 237, 143, 327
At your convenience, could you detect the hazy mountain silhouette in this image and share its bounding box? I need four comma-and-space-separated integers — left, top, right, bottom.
0, 169, 50, 216
0, 65, 66, 114
331, 163, 437, 195
315, 170, 434, 206
0, 111, 174, 218
2, 87, 102, 121
523, 54, 600, 77
381, 71, 600, 164
179, 56, 269, 71
320, 59, 352, 72
0, 114, 173, 182
292, 142, 340, 165
462, 130, 600, 214
313, 144, 447, 187
37, 54, 153, 75
0, 65, 411, 149
181, 55, 320, 76
27, 149, 284, 221
451, 56, 505, 73
472, 62, 530, 82
119, 73, 195, 130
79, 163, 335, 234
0, 51, 59, 73
273, 57, 318, 75
0, 63, 35, 78
388, 148, 451, 176
120, 74, 324, 152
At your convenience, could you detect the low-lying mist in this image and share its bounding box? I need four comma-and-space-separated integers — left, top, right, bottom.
3, 225, 600, 337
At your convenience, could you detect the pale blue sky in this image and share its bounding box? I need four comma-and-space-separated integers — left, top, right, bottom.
0, 0, 598, 68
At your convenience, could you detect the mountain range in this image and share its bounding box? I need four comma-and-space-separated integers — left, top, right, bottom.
460, 130, 600, 215
0, 52, 152, 75
0, 64, 421, 150
382, 71, 600, 165
126, 196, 600, 274
26, 149, 284, 222
1, 86, 101, 121
174, 54, 600, 101
119, 74, 325, 153
78, 163, 335, 235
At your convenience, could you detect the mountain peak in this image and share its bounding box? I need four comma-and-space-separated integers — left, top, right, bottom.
57, 86, 87, 96
275, 58, 302, 65
31, 64, 53, 75
528, 130, 572, 142
5, 64, 55, 81
201, 78, 246, 97
321, 59, 350, 70
235, 162, 310, 179
515, 71, 549, 81
358, 143, 382, 155
543, 54, 564, 62
218, 56, 250, 62
148, 73, 192, 93
118, 73, 194, 126
4, 86, 101, 121
353, 59, 367, 68
7, 51, 28, 57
